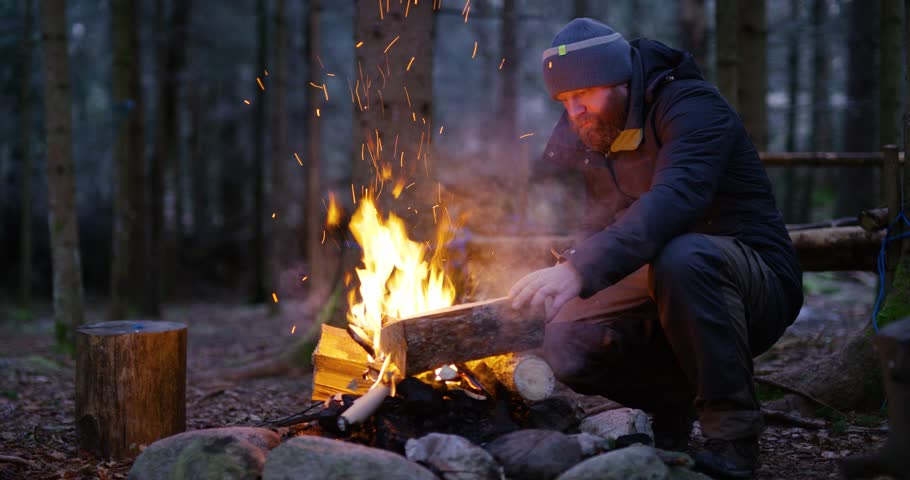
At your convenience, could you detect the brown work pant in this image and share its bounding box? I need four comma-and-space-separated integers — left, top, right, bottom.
542, 234, 795, 440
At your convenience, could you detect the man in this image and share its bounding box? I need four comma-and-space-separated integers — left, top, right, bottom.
509, 18, 803, 478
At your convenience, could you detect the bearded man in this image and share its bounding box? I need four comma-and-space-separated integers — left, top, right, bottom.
508, 18, 803, 478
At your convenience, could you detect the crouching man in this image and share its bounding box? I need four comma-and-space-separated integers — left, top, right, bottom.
509, 18, 803, 478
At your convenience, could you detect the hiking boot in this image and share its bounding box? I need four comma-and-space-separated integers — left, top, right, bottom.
694, 437, 760, 479
651, 405, 695, 451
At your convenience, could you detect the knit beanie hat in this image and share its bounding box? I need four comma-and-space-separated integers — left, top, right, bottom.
542, 18, 632, 98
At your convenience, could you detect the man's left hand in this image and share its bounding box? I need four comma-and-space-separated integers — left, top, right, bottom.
509, 262, 583, 321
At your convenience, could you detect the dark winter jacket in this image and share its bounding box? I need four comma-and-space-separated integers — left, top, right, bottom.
542, 38, 804, 319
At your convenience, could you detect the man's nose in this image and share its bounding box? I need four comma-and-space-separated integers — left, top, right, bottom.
566, 99, 585, 118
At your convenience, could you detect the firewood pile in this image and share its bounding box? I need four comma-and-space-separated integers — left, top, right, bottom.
294, 298, 559, 443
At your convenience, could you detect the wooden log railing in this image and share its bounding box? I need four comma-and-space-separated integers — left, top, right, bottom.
759, 151, 905, 167
759, 148, 906, 280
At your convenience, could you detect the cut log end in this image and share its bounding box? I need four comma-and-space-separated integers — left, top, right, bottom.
511, 355, 556, 401
468, 353, 555, 402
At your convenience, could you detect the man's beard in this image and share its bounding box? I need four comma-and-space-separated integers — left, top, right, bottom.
570, 114, 625, 153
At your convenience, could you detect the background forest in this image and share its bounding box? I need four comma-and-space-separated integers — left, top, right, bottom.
0, 0, 904, 326
2, 1, 910, 478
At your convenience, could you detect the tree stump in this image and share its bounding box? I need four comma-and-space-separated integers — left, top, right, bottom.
840, 317, 910, 479
75, 320, 187, 459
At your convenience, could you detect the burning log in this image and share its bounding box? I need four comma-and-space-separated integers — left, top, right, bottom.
379, 297, 545, 377
75, 321, 186, 459
466, 353, 556, 402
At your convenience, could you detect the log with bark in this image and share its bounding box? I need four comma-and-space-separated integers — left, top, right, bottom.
379, 297, 545, 377
75, 320, 186, 459
788, 226, 884, 271
466, 353, 555, 402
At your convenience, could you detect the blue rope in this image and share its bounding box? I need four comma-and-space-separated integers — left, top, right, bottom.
871, 209, 910, 332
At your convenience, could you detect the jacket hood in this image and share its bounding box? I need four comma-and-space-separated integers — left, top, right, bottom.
542, 39, 704, 168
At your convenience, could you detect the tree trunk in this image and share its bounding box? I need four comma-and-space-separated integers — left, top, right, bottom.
167, 0, 191, 293
782, 0, 801, 222
835, 0, 879, 217
188, 82, 206, 234
18, 0, 33, 308
148, 0, 190, 314
40, 0, 85, 346
146, 0, 165, 317
250, 0, 268, 304
737, 0, 767, 149
679, 0, 707, 73
305, 0, 329, 293
268, 0, 290, 315
499, 0, 521, 229
715, 0, 739, 108
110, 0, 144, 320
572, 0, 588, 18
880, 0, 903, 148
353, 0, 435, 219
799, 0, 830, 223
75, 321, 186, 459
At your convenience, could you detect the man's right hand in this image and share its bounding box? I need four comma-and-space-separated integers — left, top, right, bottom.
509, 262, 583, 321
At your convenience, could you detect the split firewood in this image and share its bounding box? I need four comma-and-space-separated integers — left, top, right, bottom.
466, 353, 555, 401
311, 324, 374, 401
379, 297, 545, 376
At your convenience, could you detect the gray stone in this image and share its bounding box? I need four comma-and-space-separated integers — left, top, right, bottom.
570, 433, 610, 457
263, 435, 437, 480
556, 445, 669, 480
485, 429, 581, 480
128, 427, 280, 480
405, 433, 504, 480
579, 407, 653, 441
667, 466, 714, 480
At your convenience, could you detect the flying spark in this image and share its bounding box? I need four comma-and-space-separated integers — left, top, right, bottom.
384, 35, 400, 54
472, 41, 478, 59
294, 152, 303, 166
272, 292, 278, 303
519, 132, 535, 139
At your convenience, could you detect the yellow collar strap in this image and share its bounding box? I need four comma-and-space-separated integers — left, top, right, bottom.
610, 128, 643, 152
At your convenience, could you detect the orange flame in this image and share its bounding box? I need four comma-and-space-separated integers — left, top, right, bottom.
326, 192, 342, 228
347, 198, 456, 361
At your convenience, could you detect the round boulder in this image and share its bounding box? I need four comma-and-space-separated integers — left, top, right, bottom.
485, 429, 581, 480
128, 427, 280, 480
556, 444, 669, 480
263, 435, 437, 480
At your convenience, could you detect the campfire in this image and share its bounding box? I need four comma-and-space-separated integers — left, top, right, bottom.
304, 190, 555, 445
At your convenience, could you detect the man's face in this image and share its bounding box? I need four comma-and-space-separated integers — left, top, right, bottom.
556, 84, 629, 153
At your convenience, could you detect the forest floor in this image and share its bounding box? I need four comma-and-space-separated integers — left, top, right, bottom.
0, 271, 893, 479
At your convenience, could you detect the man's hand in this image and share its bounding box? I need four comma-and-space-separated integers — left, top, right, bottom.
509, 262, 583, 321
